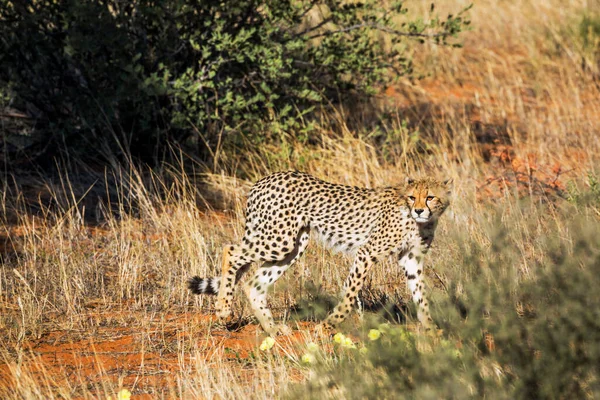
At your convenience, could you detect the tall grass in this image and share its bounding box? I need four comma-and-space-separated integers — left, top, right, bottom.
1, 0, 600, 397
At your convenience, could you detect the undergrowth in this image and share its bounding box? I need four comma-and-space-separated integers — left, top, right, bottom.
292, 200, 600, 399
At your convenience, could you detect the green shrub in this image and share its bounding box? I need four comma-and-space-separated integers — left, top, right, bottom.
0, 0, 470, 165
291, 206, 600, 399
580, 13, 600, 50
567, 173, 600, 216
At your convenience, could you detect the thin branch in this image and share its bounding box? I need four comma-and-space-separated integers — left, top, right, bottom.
432, 270, 449, 293
306, 23, 453, 40
297, 0, 321, 21
292, 16, 333, 38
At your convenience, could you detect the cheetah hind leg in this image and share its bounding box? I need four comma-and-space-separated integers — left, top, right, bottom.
243, 263, 293, 336
215, 245, 251, 321
243, 227, 310, 336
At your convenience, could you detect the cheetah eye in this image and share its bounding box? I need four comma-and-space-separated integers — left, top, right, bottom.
408, 196, 415, 201
426, 196, 435, 201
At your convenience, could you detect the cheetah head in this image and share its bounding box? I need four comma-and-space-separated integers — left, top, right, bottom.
405, 177, 452, 223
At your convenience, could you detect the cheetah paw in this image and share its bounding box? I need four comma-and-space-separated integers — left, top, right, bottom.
315, 322, 335, 337
215, 305, 232, 321
265, 324, 292, 336
425, 328, 444, 338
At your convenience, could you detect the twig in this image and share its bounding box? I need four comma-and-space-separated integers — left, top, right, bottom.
0, 111, 30, 119
292, 17, 333, 38
306, 23, 454, 40
432, 270, 448, 293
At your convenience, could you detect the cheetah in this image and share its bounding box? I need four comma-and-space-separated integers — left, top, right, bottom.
188, 171, 451, 335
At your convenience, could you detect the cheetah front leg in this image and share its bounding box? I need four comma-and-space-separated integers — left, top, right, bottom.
324, 248, 374, 329
399, 249, 434, 330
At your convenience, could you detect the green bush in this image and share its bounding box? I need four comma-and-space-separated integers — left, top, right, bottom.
291, 205, 600, 399
580, 13, 600, 50
0, 0, 470, 164
567, 173, 600, 215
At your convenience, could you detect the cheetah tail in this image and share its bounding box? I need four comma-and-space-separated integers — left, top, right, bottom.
187, 276, 220, 296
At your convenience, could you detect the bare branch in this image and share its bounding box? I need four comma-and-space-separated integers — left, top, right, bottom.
306, 23, 453, 40
292, 17, 333, 38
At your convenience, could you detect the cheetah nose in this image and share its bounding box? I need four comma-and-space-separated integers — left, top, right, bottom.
414, 209, 424, 215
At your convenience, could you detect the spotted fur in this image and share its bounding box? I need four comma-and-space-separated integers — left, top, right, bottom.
188, 171, 451, 335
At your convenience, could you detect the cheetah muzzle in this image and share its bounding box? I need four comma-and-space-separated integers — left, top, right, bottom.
188, 171, 452, 336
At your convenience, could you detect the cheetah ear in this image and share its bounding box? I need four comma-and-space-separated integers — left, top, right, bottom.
405, 177, 415, 186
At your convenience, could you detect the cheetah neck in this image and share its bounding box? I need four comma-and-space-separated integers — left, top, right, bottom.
417, 220, 437, 248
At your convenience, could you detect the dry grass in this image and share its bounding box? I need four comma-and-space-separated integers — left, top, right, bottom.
1, 0, 600, 398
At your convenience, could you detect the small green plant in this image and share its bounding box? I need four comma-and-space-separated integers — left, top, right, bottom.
566, 173, 600, 212
579, 13, 600, 49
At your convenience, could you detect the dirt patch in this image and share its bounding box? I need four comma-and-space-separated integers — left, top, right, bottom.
0, 312, 316, 397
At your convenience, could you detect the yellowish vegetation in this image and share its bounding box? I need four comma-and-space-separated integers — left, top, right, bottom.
1, 0, 599, 398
